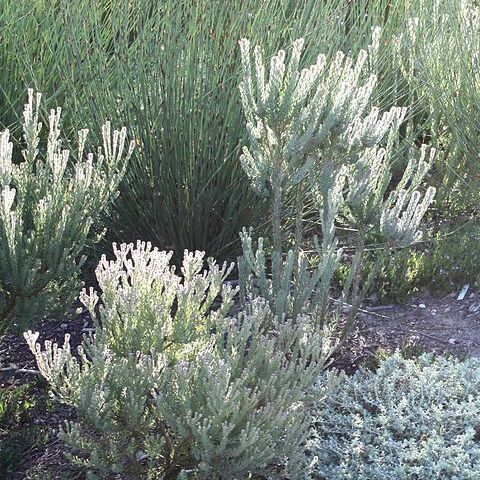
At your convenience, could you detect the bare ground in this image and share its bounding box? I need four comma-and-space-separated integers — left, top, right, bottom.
333, 287, 480, 372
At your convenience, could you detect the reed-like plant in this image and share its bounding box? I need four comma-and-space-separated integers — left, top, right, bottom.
4, 0, 473, 264
0, 0, 391, 261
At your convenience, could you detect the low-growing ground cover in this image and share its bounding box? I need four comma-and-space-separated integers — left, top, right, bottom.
309, 353, 480, 480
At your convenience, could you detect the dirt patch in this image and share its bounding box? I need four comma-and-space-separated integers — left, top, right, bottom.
333, 288, 480, 372
4, 289, 480, 382
0, 305, 91, 479
0, 304, 92, 388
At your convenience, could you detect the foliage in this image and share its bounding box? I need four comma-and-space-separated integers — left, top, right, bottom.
2, 0, 477, 265
237, 36, 435, 335
6, 1, 480, 478
0, 0, 359, 261
308, 352, 480, 479
25, 241, 333, 479
0, 90, 133, 336
388, 0, 480, 212
340, 220, 480, 302
0, 380, 53, 475
0, 0, 477, 265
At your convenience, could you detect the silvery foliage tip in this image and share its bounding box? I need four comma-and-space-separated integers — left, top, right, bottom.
0, 89, 134, 333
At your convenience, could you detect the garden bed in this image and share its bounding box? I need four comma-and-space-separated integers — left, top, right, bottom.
3, 287, 480, 478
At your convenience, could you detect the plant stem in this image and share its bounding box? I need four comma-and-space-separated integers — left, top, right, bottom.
351, 230, 366, 317
338, 227, 366, 345
271, 141, 283, 290
293, 180, 305, 281
0, 289, 16, 338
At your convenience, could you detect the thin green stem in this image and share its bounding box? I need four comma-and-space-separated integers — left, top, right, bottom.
0, 289, 17, 338
271, 141, 283, 290
293, 180, 305, 282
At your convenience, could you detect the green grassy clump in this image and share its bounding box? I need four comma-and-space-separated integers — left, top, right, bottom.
1, 0, 353, 261
3, 0, 479, 265
368, 221, 480, 302
0, 380, 53, 476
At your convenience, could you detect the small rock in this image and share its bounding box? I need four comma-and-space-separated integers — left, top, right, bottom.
445, 307, 451, 313
470, 293, 476, 299
136, 450, 148, 461
457, 284, 470, 301
341, 305, 352, 314
418, 303, 426, 308
449, 338, 456, 345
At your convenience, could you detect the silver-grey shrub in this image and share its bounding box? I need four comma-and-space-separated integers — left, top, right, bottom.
308, 352, 480, 479
25, 241, 334, 479
237, 36, 435, 331
0, 90, 134, 336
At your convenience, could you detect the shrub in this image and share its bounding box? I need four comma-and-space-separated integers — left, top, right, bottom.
308, 352, 480, 479
3, 1, 479, 263
237, 35, 435, 336
0, 0, 358, 261
25, 241, 333, 479
3, 0, 414, 261
0, 90, 133, 336
340, 220, 480, 302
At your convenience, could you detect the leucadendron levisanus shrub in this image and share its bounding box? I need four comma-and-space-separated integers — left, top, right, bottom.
25, 241, 334, 479
237, 35, 435, 340
0, 90, 134, 336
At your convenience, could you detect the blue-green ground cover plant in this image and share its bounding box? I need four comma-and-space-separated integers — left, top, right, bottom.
308, 352, 480, 480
